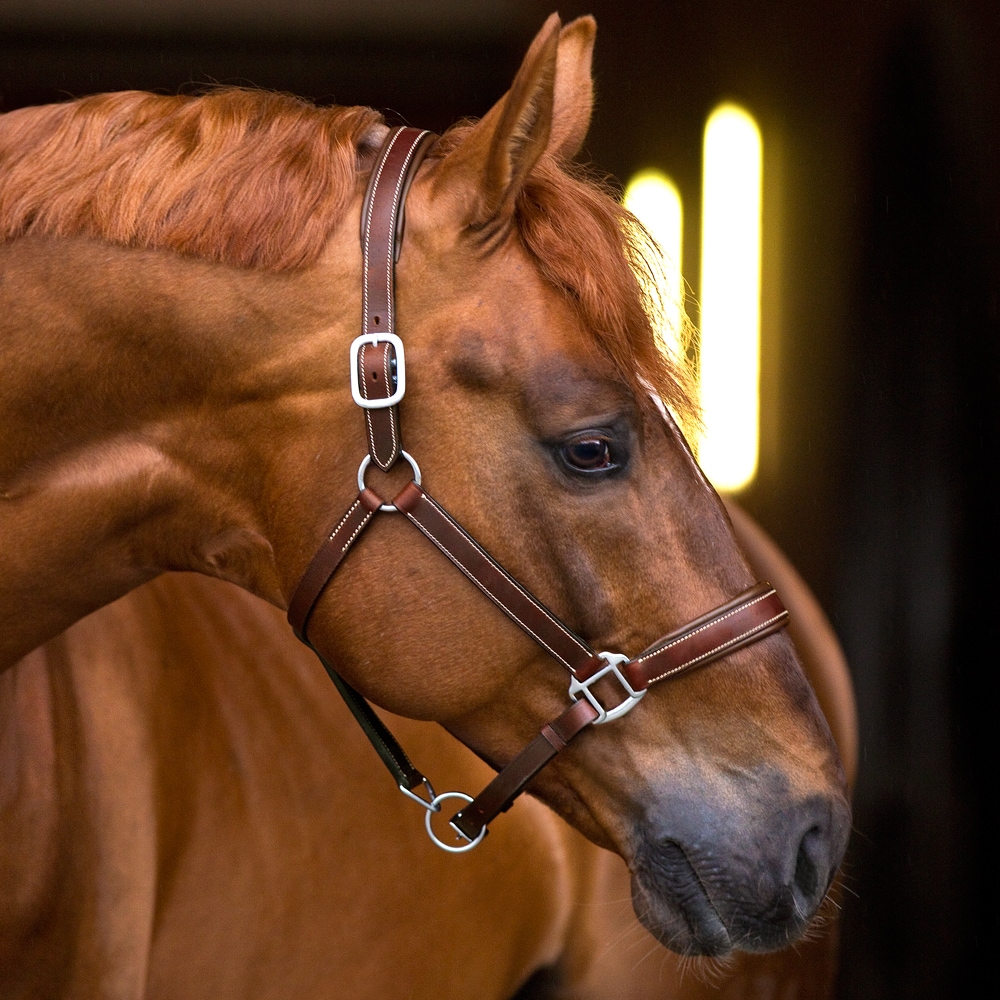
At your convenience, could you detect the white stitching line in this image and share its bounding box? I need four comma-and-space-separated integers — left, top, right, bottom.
359, 344, 370, 400
420, 492, 591, 667
379, 741, 412, 776
362, 128, 403, 329
642, 612, 788, 686
327, 499, 362, 542
407, 515, 570, 669
365, 412, 379, 460
384, 131, 428, 331
634, 589, 778, 664
403, 510, 575, 671
361, 130, 424, 466
359, 344, 380, 460
358, 346, 375, 458
296, 500, 366, 635
363, 712, 414, 776
422, 493, 587, 654
340, 508, 374, 554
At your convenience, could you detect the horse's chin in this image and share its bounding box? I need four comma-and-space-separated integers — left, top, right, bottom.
628, 840, 815, 958
629, 847, 734, 958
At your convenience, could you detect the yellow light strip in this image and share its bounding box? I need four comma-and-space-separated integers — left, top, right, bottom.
697, 104, 762, 492
623, 169, 684, 364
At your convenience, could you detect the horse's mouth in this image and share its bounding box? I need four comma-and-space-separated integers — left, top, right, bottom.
629, 836, 826, 957
630, 840, 734, 957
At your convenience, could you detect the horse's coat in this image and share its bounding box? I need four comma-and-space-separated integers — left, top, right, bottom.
0, 12, 854, 998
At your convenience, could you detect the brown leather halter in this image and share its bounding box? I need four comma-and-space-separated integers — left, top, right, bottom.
288, 127, 790, 851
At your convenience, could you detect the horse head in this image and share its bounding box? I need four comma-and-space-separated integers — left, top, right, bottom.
288, 15, 851, 956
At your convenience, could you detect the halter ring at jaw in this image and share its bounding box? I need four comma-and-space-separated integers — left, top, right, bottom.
431, 792, 487, 853
397, 781, 485, 851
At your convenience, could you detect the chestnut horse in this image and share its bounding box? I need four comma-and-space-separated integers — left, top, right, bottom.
0, 13, 853, 999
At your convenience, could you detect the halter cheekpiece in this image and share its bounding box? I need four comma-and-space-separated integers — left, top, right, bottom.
287, 127, 790, 852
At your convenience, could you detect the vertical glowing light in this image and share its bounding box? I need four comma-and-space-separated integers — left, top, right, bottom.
698, 104, 762, 492
623, 169, 684, 363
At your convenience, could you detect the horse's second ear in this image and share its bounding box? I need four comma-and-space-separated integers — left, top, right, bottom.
434, 13, 595, 223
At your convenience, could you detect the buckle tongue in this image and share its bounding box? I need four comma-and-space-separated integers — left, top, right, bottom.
567, 651, 646, 725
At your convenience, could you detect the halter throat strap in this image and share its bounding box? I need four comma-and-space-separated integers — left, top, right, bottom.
288, 126, 790, 850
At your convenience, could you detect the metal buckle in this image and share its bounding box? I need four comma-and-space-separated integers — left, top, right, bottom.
567, 651, 646, 725
350, 333, 406, 409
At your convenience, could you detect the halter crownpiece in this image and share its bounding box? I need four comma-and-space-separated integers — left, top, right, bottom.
288, 126, 790, 852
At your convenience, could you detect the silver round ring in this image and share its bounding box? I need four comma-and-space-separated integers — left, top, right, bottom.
356, 450, 422, 512
424, 791, 486, 853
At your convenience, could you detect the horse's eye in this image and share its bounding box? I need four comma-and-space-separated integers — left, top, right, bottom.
561, 434, 617, 473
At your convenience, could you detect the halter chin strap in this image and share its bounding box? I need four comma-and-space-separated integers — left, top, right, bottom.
288, 126, 790, 851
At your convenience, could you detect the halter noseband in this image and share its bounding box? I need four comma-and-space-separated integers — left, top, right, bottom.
288, 127, 790, 852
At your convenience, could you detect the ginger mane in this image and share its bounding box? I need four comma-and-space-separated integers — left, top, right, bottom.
0, 88, 384, 270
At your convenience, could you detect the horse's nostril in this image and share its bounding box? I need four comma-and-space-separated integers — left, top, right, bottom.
793, 824, 823, 902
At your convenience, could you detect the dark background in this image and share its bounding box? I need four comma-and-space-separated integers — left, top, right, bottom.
3, 2, 997, 997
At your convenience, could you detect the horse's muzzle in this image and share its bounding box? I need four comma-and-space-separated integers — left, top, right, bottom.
629, 781, 852, 956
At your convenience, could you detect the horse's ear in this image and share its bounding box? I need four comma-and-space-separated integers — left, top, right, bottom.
549, 16, 596, 161
433, 13, 595, 223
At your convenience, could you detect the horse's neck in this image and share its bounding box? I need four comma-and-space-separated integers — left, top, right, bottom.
0, 236, 355, 669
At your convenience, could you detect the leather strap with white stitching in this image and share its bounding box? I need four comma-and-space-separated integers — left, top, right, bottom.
358, 127, 435, 470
